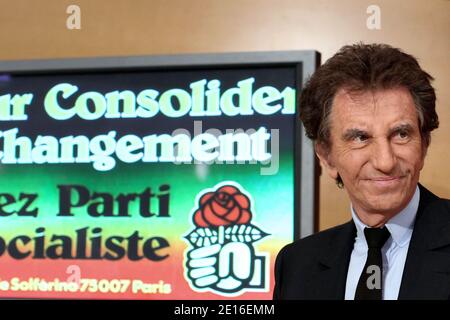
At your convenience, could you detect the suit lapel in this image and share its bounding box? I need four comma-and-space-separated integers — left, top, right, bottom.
398, 185, 450, 299
309, 221, 356, 299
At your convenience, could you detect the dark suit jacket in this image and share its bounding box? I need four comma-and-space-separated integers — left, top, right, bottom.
273, 184, 450, 299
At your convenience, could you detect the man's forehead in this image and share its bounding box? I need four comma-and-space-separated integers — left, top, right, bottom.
330, 87, 419, 126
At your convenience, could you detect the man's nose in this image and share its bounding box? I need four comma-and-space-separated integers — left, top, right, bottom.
371, 138, 396, 173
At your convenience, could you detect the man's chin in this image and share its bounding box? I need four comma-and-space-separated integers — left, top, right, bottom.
360, 191, 410, 216
351, 178, 417, 216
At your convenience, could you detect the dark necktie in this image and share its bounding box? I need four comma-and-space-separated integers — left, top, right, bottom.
354, 227, 391, 300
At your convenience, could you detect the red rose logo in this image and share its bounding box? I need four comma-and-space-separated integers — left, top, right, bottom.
193, 185, 252, 227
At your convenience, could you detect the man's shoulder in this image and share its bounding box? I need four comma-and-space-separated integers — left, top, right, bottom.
279, 221, 353, 262
427, 193, 450, 212
419, 184, 450, 220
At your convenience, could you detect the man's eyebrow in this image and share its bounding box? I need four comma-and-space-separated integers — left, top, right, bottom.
389, 123, 414, 135
341, 128, 368, 141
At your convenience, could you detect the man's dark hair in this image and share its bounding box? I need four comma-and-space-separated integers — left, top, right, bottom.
299, 43, 439, 150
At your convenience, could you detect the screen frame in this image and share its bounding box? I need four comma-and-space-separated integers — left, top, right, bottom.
0, 50, 320, 240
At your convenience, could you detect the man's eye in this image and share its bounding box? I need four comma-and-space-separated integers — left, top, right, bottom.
354, 134, 368, 142
397, 130, 409, 139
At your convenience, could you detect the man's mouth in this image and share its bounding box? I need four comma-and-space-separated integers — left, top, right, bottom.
366, 176, 405, 187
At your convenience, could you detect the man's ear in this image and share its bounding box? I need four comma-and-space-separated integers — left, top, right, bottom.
315, 142, 339, 180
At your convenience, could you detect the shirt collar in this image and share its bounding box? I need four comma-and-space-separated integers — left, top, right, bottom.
351, 185, 420, 248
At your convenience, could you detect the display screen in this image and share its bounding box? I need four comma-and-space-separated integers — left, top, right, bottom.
0, 63, 299, 299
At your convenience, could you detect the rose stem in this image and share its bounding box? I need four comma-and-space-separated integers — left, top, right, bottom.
218, 225, 224, 245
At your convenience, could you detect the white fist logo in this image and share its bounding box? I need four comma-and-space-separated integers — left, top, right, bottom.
184, 182, 269, 296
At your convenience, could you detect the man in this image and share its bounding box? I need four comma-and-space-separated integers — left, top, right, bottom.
273, 43, 450, 300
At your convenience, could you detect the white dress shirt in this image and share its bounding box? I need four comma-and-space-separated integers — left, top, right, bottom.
344, 185, 420, 300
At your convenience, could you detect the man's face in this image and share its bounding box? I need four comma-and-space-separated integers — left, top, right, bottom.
317, 87, 427, 223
